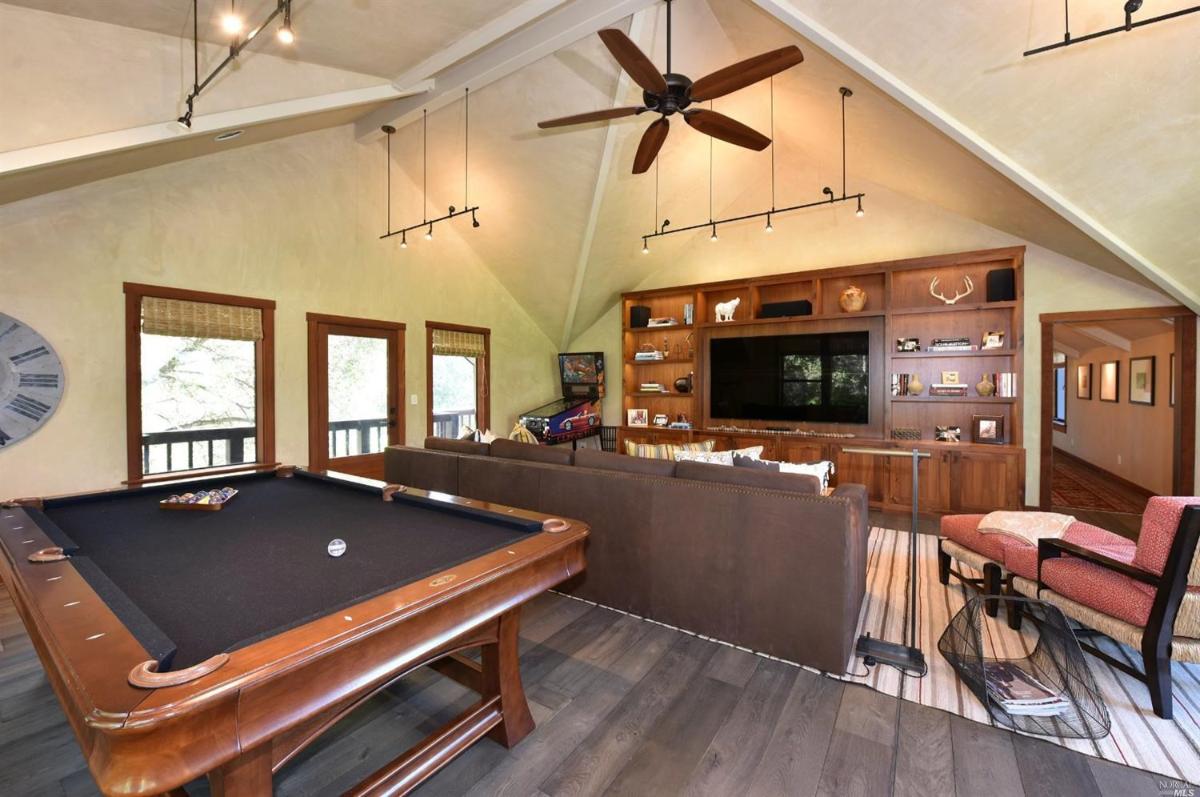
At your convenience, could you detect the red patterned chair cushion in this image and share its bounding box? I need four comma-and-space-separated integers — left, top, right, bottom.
941, 514, 1021, 566
1041, 555, 1158, 628
1004, 522, 1135, 580
1133, 497, 1200, 586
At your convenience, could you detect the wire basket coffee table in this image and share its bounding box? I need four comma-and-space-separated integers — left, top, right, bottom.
938, 596, 1110, 739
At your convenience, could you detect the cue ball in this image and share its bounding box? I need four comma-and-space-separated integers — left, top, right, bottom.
327, 538, 347, 558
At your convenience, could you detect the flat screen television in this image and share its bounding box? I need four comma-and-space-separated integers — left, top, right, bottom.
709, 331, 870, 423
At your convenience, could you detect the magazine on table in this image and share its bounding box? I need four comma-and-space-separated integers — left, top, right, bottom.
984, 661, 1071, 716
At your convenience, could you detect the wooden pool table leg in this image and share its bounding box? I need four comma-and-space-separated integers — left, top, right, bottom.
483, 608, 535, 748
209, 742, 272, 796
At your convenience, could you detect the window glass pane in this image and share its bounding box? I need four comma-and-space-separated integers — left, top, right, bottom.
327, 335, 389, 458
830, 353, 869, 406
1054, 366, 1067, 423
140, 334, 256, 475
432, 354, 478, 438
782, 381, 821, 406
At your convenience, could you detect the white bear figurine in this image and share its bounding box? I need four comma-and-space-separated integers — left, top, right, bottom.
714, 296, 740, 322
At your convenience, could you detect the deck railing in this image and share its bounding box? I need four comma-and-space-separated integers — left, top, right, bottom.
141, 426, 257, 475
327, 418, 389, 458
431, 408, 476, 439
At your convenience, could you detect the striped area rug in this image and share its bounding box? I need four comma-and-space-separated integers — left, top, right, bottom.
834, 526, 1200, 783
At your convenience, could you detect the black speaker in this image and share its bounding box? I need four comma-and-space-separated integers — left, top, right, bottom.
986, 268, 1016, 302
759, 300, 813, 319
629, 305, 651, 328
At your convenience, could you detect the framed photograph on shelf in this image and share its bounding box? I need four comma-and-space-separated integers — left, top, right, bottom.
971, 414, 1005, 444
626, 408, 648, 427
1129, 356, 1155, 406
896, 337, 921, 352
1076, 363, 1092, 400
981, 330, 1005, 350
1099, 360, 1119, 403
935, 425, 962, 443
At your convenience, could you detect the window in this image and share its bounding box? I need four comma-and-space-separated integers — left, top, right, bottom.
124, 283, 275, 482
426, 322, 490, 438
1053, 359, 1067, 429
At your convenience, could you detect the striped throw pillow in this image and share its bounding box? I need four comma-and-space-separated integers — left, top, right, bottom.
624, 439, 716, 460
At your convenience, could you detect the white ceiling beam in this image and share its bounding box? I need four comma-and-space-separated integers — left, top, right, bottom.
1074, 326, 1132, 351
749, 0, 1199, 313
559, 10, 653, 350
0, 83, 422, 179
1054, 342, 1081, 359
388, 0, 573, 91
355, 0, 658, 142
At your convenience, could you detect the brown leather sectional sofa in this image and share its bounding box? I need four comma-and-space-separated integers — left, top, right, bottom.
384, 437, 870, 674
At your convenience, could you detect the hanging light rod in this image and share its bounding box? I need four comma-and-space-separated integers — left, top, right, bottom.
178, 0, 296, 128
379, 89, 481, 245
1024, 0, 1199, 56
641, 85, 864, 252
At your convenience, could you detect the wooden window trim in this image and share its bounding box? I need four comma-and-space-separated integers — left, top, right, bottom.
425, 321, 491, 438
123, 283, 276, 484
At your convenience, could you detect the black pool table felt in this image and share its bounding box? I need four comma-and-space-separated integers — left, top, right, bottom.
32, 472, 539, 670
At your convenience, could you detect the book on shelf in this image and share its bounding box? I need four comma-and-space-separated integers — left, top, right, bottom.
929, 384, 969, 397
646, 317, 678, 327
634, 351, 664, 361
639, 383, 665, 392
983, 661, 1070, 717
683, 303, 694, 325
891, 373, 909, 396
979, 372, 1019, 397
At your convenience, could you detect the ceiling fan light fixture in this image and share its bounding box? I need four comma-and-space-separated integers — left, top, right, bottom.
221, 1, 243, 35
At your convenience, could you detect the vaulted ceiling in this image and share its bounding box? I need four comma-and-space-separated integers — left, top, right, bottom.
3, 0, 1196, 345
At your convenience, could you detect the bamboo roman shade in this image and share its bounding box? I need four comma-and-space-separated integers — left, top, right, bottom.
141, 297, 263, 341
430, 328, 486, 358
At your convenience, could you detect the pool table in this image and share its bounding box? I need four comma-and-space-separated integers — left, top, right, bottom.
0, 467, 588, 796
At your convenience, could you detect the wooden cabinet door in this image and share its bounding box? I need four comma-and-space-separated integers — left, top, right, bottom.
777, 441, 825, 464
953, 450, 1020, 512
834, 448, 888, 503
888, 448, 952, 512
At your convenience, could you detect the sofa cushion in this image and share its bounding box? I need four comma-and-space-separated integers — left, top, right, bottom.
940, 513, 1011, 567
1004, 522, 1134, 580
574, 448, 676, 477
424, 436, 490, 457
675, 446, 763, 466
675, 459, 820, 495
384, 446, 460, 495
491, 437, 574, 466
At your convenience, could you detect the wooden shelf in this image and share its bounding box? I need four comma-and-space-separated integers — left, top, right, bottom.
696, 310, 885, 329
891, 348, 1016, 359
627, 392, 694, 398
624, 358, 694, 365
891, 396, 1017, 404
622, 324, 693, 332
889, 300, 1017, 316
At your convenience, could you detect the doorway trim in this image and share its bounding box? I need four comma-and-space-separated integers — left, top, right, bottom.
1039, 305, 1195, 509
306, 313, 406, 474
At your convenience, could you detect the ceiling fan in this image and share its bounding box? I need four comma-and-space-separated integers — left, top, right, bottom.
537, 0, 803, 174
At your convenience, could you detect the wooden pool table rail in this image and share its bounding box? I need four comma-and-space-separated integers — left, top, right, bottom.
0, 470, 587, 796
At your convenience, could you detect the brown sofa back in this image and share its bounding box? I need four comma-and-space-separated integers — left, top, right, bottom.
491, 437, 574, 466
384, 444, 868, 673
424, 436, 490, 457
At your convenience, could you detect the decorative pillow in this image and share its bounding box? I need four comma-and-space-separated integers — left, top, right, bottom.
733, 455, 835, 489
675, 445, 764, 466
623, 438, 716, 460
479, 428, 498, 444
456, 425, 477, 441
509, 423, 538, 444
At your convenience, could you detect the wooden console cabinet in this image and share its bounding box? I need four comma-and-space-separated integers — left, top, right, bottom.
618, 246, 1027, 512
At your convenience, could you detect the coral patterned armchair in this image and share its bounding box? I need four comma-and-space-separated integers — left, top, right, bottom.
1010, 498, 1200, 719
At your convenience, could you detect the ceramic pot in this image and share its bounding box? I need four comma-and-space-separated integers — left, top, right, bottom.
976, 374, 996, 397
908, 373, 925, 395
839, 285, 867, 313
674, 373, 693, 394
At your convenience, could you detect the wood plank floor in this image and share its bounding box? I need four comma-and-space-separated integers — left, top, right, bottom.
0, 583, 1169, 796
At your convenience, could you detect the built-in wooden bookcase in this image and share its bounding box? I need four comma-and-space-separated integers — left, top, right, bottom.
619, 247, 1027, 512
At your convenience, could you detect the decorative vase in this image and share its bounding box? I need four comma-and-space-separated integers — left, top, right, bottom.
674, 372, 693, 394
839, 285, 867, 313
976, 373, 996, 397
908, 373, 924, 395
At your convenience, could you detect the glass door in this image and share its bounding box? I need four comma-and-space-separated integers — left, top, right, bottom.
307, 315, 404, 479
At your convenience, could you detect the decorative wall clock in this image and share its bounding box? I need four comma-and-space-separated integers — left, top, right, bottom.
0, 312, 65, 448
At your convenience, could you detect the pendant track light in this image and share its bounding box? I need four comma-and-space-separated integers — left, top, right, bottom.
221, 0, 243, 35
379, 89, 482, 249
638, 85, 866, 248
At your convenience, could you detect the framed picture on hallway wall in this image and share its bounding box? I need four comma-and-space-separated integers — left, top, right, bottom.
1076, 363, 1092, 399
1099, 360, 1120, 403
1129, 356, 1156, 406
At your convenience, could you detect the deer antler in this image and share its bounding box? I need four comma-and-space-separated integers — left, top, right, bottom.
929, 275, 975, 305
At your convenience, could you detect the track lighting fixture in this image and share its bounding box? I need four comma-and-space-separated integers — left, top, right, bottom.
178, 0, 298, 127
639, 86, 866, 248
379, 89, 482, 247
1025, 0, 1199, 56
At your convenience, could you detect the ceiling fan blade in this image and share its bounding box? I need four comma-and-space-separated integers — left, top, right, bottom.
632, 118, 670, 174
684, 109, 770, 151
598, 28, 668, 95
537, 107, 644, 129
689, 45, 804, 102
